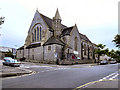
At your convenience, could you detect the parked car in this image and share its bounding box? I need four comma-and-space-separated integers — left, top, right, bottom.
3, 59, 21, 67
100, 60, 108, 65
110, 61, 117, 64
4, 57, 13, 61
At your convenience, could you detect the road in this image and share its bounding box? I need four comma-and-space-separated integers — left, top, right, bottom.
2, 62, 119, 89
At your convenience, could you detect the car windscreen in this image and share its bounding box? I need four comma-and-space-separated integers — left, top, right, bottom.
4, 57, 12, 60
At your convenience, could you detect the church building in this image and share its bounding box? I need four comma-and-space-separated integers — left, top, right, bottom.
17, 9, 98, 64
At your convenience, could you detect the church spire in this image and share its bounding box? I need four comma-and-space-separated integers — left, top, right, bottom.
54, 8, 61, 20
52, 9, 62, 37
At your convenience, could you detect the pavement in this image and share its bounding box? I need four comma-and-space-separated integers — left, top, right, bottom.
22, 61, 99, 68
1, 66, 33, 78
0, 60, 33, 78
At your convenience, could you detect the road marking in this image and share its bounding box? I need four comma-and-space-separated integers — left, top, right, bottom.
99, 71, 118, 81
109, 73, 119, 80
74, 71, 119, 89
74, 79, 118, 90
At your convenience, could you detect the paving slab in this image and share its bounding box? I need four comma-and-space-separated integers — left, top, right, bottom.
0, 63, 33, 78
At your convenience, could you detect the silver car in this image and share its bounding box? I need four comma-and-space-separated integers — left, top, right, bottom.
100, 60, 108, 65
110, 61, 117, 64
3, 59, 21, 67
4, 57, 13, 61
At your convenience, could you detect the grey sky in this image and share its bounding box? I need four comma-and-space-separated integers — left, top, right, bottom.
0, 0, 119, 50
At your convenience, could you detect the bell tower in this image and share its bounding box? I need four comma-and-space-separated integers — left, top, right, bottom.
52, 9, 62, 37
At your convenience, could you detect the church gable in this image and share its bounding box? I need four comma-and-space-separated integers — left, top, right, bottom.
25, 10, 53, 47
69, 24, 81, 53
28, 10, 49, 33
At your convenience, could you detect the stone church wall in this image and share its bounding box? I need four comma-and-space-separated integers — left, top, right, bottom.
69, 26, 81, 59
44, 45, 55, 61
44, 44, 62, 64
24, 49, 28, 59
34, 46, 43, 61
17, 50, 24, 59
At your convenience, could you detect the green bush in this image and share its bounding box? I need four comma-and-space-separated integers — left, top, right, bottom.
5, 51, 14, 58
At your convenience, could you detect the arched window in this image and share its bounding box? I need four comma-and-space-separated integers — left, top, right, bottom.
32, 33, 34, 42
84, 44, 86, 55
40, 27, 42, 40
74, 37, 78, 51
34, 29, 36, 41
90, 47, 92, 56
37, 27, 39, 41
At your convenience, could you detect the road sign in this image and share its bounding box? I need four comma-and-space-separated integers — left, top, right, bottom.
12, 48, 17, 55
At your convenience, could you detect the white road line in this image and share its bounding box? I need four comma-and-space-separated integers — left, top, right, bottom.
109, 73, 119, 80
99, 71, 118, 81
106, 73, 117, 78
41, 71, 45, 72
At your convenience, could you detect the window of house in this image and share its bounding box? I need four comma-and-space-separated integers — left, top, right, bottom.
37, 27, 39, 41
32, 33, 34, 42
90, 47, 92, 56
74, 37, 78, 51
40, 27, 42, 40
84, 44, 86, 55
48, 46, 51, 51
34, 29, 36, 41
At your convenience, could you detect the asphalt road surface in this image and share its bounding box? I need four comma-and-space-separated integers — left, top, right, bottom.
2, 63, 119, 89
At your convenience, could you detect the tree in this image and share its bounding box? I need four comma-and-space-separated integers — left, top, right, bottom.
5, 50, 14, 58
109, 49, 117, 58
95, 44, 106, 61
0, 16, 5, 25
104, 48, 109, 55
115, 50, 120, 62
113, 34, 120, 48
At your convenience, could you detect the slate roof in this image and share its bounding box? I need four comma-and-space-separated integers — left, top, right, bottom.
43, 36, 65, 46
26, 43, 41, 49
17, 46, 24, 50
27, 10, 93, 47
62, 26, 74, 36
79, 33, 91, 43
39, 13, 67, 31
